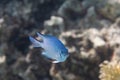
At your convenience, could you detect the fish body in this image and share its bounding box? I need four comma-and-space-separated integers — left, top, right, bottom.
29, 32, 69, 63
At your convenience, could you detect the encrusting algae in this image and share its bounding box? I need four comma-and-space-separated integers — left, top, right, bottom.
99, 60, 120, 80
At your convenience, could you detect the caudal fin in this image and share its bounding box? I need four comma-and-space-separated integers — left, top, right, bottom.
29, 36, 42, 47
36, 32, 44, 39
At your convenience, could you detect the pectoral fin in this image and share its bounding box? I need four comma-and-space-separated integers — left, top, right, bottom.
52, 60, 60, 63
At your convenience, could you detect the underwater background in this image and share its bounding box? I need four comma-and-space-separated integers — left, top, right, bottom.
0, 0, 120, 80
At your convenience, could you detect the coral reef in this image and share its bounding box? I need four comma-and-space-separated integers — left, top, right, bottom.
99, 60, 120, 80
0, 0, 120, 80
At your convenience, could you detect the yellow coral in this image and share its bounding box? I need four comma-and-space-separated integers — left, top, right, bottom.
99, 60, 120, 80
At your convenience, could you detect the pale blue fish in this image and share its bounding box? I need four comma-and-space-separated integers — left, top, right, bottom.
29, 32, 69, 63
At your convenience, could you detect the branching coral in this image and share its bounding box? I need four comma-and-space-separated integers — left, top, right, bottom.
99, 60, 120, 80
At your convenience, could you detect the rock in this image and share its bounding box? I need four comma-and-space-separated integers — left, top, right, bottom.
85, 28, 106, 48
0, 55, 6, 64
44, 16, 65, 36
58, 0, 87, 20
58, 0, 87, 27
101, 22, 120, 47
95, 0, 120, 21
91, 37, 106, 48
